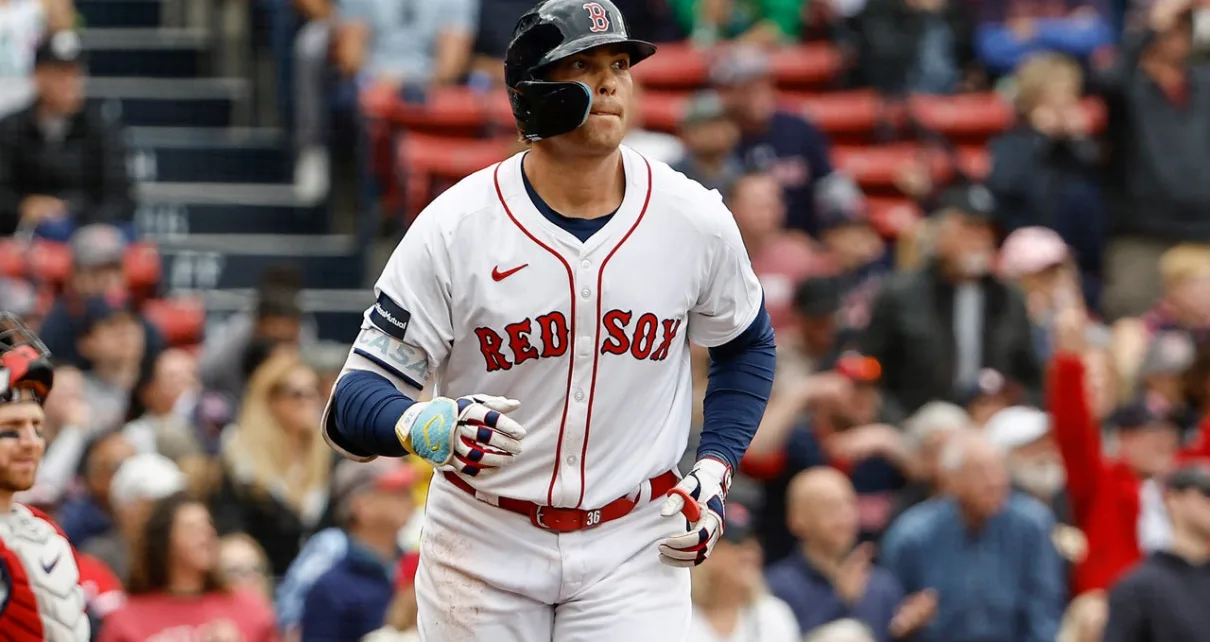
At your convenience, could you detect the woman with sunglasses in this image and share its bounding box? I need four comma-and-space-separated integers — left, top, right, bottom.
211, 352, 332, 577
98, 493, 278, 642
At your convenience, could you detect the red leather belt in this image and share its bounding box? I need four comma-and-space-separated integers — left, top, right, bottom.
442, 470, 679, 533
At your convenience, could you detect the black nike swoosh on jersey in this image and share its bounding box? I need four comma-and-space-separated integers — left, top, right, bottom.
41, 554, 60, 575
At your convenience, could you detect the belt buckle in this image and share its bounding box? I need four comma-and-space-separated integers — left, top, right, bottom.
531, 506, 585, 533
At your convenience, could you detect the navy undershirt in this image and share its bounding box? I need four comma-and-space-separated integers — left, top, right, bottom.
521, 155, 616, 242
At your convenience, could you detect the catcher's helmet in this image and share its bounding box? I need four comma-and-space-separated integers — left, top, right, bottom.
0, 313, 53, 405
505, 0, 657, 141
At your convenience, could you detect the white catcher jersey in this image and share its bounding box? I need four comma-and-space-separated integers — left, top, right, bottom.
0, 505, 89, 641
326, 146, 763, 509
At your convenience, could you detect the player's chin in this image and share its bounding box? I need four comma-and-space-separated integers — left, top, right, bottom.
0, 468, 38, 492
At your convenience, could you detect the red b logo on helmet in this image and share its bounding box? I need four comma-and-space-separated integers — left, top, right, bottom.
583, 2, 610, 32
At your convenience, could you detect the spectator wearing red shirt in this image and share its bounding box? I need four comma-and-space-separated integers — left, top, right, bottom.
99, 493, 278, 642
1047, 301, 1206, 596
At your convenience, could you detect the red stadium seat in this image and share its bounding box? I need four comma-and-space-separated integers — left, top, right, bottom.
908, 93, 1013, 140
123, 241, 161, 292
832, 144, 952, 192
143, 296, 206, 347
639, 91, 690, 132
957, 146, 991, 180
630, 42, 711, 89
784, 90, 883, 136
24, 241, 71, 288
397, 134, 519, 217
363, 85, 499, 136
769, 43, 843, 89
0, 239, 23, 278
866, 197, 923, 239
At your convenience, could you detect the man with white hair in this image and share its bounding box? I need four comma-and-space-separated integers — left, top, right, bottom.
891, 401, 971, 520
81, 452, 185, 582
881, 432, 1065, 642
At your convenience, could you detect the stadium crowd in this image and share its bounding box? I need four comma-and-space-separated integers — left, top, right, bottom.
4, 0, 1210, 640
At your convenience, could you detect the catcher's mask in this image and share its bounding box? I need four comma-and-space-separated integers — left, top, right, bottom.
0, 313, 54, 406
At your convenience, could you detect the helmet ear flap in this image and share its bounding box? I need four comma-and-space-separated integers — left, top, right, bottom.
512, 81, 592, 141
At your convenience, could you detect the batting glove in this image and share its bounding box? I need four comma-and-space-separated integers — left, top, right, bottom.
659, 458, 732, 567
395, 394, 526, 476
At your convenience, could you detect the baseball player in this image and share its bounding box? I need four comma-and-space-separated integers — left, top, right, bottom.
0, 313, 90, 641
322, 0, 776, 639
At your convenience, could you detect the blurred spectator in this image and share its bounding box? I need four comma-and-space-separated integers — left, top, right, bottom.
299, 458, 418, 642
0, 276, 40, 329
78, 550, 128, 630
1097, 0, 1210, 320
98, 493, 278, 642
814, 196, 889, 333
57, 430, 135, 546
858, 0, 973, 95
688, 500, 800, 642
783, 278, 849, 376
997, 226, 1079, 359
1048, 299, 1193, 595
958, 368, 1024, 426
880, 432, 1066, 642
988, 56, 1105, 307
728, 172, 821, 332
671, 90, 743, 194
294, 0, 477, 201
361, 552, 422, 642
122, 348, 204, 457
973, 0, 1113, 76
39, 223, 165, 370
1141, 244, 1210, 336
748, 357, 909, 561
889, 401, 971, 520
1103, 460, 1210, 642
213, 352, 331, 577
86, 452, 186, 582
0, 31, 134, 238
219, 533, 275, 605
861, 184, 1042, 422
1055, 590, 1108, 642
803, 619, 879, 642
623, 82, 685, 164
985, 405, 1073, 525
276, 526, 352, 638
77, 293, 146, 433
766, 468, 936, 641
290, 0, 336, 201
22, 363, 92, 506
1135, 329, 1195, 406
201, 263, 314, 399
671, 0, 803, 45
0, 0, 74, 117
712, 44, 855, 235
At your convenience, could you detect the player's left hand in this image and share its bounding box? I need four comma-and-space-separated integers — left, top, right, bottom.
658, 458, 732, 567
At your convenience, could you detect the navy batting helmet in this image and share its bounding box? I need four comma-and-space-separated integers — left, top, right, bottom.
505, 0, 657, 141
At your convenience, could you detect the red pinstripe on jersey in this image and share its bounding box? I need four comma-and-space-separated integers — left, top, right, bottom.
493, 162, 577, 506
578, 157, 653, 508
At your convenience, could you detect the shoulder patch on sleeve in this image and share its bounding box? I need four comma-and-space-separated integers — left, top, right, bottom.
368, 293, 412, 341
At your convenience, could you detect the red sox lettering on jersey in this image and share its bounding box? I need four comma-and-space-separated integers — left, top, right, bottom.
323, 146, 763, 511
473, 310, 682, 371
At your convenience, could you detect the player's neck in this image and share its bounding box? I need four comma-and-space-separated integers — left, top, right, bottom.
0, 490, 13, 514
525, 146, 624, 219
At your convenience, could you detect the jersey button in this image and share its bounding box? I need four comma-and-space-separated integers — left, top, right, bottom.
574, 389, 585, 402
580, 259, 591, 269
567, 455, 578, 465
580, 287, 591, 298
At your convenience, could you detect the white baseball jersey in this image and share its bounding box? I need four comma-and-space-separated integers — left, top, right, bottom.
0, 504, 89, 642
325, 145, 762, 509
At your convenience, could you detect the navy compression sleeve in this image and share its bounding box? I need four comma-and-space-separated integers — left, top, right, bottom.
331, 370, 415, 457
697, 301, 777, 471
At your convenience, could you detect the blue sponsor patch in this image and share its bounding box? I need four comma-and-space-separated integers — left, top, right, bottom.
369, 293, 412, 341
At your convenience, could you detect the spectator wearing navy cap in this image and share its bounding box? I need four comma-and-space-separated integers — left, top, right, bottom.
957, 368, 1023, 426
1105, 460, 1210, 642
861, 183, 1042, 422
813, 194, 890, 334
75, 292, 146, 432
688, 499, 801, 642
711, 44, 860, 236
0, 31, 134, 237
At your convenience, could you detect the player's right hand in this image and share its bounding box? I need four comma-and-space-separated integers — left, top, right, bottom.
395, 394, 526, 476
